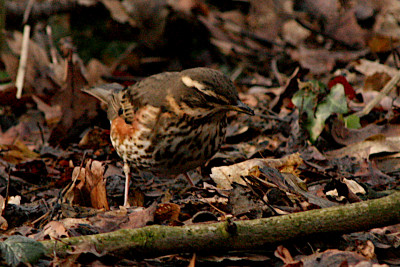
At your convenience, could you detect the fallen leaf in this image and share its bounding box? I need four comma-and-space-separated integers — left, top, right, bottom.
353, 59, 399, 77
42, 221, 70, 240
331, 118, 400, 146
301, 249, 372, 266
0, 140, 40, 164
210, 153, 302, 190
32, 95, 62, 126
325, 135, 400, 160
66, 160, 109, 210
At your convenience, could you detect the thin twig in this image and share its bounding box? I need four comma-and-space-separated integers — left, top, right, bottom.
5, 167, 10, 209
22, 0, 35, 24
351, 72, 400, 118
15, 24, 30, 99
37, 122, 45, 146
46, 25, 59, 65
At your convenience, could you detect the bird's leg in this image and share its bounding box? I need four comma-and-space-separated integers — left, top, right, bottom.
123, 162, 131, 207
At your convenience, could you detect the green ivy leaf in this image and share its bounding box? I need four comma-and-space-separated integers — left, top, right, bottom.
344, 114, 361, 129
0, 236, 46, 266
292, 83, 349, 142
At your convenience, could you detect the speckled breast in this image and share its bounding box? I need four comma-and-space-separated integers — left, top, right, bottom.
110, 107, 227, 175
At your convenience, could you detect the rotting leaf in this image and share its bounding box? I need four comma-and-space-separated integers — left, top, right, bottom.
42, 221, 70, 240
155, 203, 181, 225
325, 135, 400, 160
300, 249, 371, 266
0, 140, 40, 164
48, 50, 98, 147
85, 160, 109, 210
65, 160, 109, 210
0, 195, 8, 230
0, 235, 46, 267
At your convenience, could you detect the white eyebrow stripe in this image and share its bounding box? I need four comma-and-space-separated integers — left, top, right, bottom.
181, 76, 219, 98
181, 76, 206, 90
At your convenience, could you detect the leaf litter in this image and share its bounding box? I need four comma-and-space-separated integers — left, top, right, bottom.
0, 0, 400, 265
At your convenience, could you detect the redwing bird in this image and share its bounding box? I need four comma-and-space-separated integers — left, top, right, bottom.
83, 67, 254, 206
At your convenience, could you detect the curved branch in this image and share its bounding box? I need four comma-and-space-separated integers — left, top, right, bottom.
42, 192, 400, 258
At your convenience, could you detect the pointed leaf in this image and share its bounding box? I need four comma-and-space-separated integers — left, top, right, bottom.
0, 236, 46, 266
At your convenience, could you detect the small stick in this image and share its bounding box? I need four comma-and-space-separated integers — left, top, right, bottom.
351, 72, 400, 118
15, 24, 31, 99
46, 25, 59, 65
22, 0, 35, 24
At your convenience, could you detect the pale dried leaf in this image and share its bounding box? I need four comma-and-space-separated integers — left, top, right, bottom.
210, 153, 302, 189
325, 136, 400, 160
354, 59, 399, 77
100, 0, 136, 26
343, 178, 366, 195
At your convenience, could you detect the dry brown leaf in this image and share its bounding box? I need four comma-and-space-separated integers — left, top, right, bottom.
354, 59, 399, 77
66, 160, 109, 210
51, 205, 155, 233
0, 110, 46, 146
357, 240, 376, 260
282, 20, 311, 46
0, 195, 7, 230
289, 46, 368, 74
343, 178, 366, 195
32, 95, 62, 125
169, 0, 209, 16
0, 140, 40, 164
48, 52, 98, 147
43, 221, 70, 240
373, 152, 400, 174
368, 35, 400, 53
155, 203, 181, 224
248, 0, 283, 41
85, 59, 111, 86
100, 0, 136, 26
63, 166, 87, 205
364, 72, 392, 91
86, 160, 109, 210
0, 216, 8, 231
282, 173, 338, 208
331, 118, 400, 146
210, 153, 302, 189
274, 245, 298, 265
296, 0, 369, 48
325, 135, 400, 160
119, 204, 156, 229
300, 249, 371, 266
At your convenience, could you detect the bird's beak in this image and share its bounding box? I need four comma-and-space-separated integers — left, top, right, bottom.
228, 100, 254, 115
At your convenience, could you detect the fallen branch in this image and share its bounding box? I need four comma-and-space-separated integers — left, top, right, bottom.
5, 0, 77, 20
41, 192, 400, 258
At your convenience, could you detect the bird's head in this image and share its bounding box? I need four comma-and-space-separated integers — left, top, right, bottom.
175, 68, 254, 116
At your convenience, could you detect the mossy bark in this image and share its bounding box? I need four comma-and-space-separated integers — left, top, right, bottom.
42, 192, 400, 258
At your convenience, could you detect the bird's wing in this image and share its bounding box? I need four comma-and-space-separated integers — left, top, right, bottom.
124, 72, 179, 107
119, 72, 180, 124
